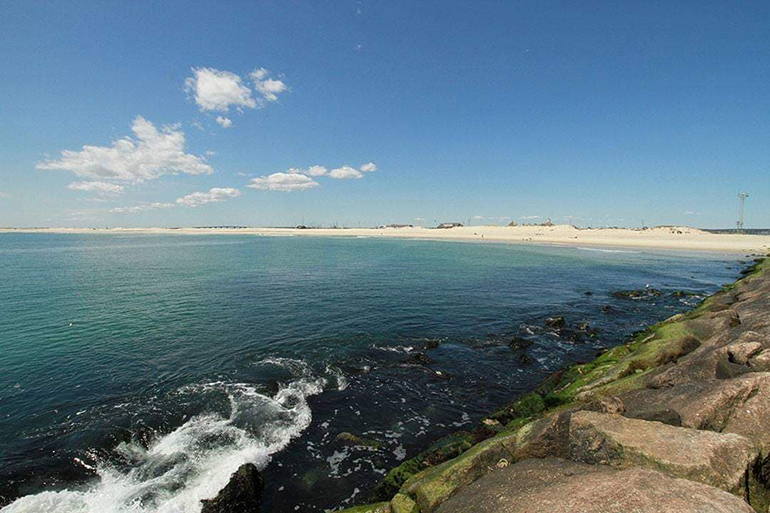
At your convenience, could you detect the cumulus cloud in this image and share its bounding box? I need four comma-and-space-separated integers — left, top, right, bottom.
360, 162, 377, 173
68, 181, 125, 195
37, 116, 212, 183
287, 165, 327, 177
250, 68, 288, 103
329, 166, 363, 179
247, 172, 320, 192
216, 116, 233, 128
176, 187, 241, 207
185, 68, 256, 112
185, 67, 288, 113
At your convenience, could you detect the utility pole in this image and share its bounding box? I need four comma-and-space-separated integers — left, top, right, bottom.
737, 193, 748, 233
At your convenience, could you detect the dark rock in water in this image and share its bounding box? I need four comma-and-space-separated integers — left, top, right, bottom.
336, 432, 381, 449
584, 291, 593, 296
544, 316, 566, 329
201, 463, 264, 513
601, 305, 615, 314
434, 369, 453, 379
422, 339, 441, 350
516, 353, 534, 366
670, 290, 702, 298
612, 288, 662, 300
508, 336, 533, 351
408, 352, 433, 365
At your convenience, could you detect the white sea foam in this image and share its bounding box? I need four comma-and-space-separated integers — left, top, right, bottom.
2, 374, 325, 513
576, 247, 640, 254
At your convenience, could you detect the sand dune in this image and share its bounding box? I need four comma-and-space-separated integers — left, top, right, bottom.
2, 225, 769, 253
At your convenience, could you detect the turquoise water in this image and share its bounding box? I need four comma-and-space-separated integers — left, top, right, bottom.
0, 234, 740, 512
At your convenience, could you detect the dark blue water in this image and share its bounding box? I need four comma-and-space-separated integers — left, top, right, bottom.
0, 234, 740, 512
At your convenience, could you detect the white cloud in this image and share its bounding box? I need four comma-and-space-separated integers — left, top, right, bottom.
250, 68, 288, 103
287, 165, 328, 177
360, 162, 377, 173
329, 166, 363, 179
110, 202, 175, 214
176, 187, 241, 207
520, 215, 540, 220
110, 187, 240, 213
68, 181, 125, 195
185, 67, 256, 112
216, 116, 233, 128
472, 215, 485, 220
205, 150, 217, 157
247, 172, 319, 192
37, 116, 212, 183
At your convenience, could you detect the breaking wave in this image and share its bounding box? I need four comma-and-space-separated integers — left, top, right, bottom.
2, 363, 327, 513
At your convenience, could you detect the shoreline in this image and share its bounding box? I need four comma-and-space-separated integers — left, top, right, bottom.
2, 225, 770, 253
335, 256, 770, 513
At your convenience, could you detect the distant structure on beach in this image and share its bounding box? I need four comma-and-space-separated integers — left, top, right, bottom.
381, 224, 413, 228
508, 220, 518, 227
737, 193, 749, 233
436, 222, 464, 229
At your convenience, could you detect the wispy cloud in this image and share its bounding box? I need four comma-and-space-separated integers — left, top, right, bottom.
37, 116, 212, 183
216, 116, 233, 129
247, 172, 320, 192
110, 187, 241, 213
250, 68, 288, 103
68, 181, 125, 196
520, 215, 540, 220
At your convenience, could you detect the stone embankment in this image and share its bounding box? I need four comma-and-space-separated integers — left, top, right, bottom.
340, 257, 770, 513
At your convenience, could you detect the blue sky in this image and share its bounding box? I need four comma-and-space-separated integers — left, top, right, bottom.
1, 1, 768, 228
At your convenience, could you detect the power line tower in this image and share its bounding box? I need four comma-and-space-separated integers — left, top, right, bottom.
737, 193, 749, 233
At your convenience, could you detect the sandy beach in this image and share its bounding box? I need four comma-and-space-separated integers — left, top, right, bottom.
2, 225, 769, 254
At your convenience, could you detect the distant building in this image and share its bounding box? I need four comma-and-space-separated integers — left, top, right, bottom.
437, 222, 463, 229
295, 225, 309, 229
381, 224, 413, 228
507, 220, 518, 227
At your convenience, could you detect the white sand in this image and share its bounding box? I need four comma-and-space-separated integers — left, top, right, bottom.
2, 225, 769, 254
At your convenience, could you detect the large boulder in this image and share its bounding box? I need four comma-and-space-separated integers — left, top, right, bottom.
568, 411, 757, 494
435, 458, 754, 513
621, 373, 770, 450
402, 433, 516, 512
200, 463, 264, 513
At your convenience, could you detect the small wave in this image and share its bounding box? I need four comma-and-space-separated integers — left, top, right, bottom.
576, 247, 640, 254
2, 377, 325, 513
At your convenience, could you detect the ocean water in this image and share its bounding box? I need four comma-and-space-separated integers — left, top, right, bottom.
0, 234, 742, 512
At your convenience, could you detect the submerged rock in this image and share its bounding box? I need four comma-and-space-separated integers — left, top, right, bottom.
544, 316, 566, 329
508, 336, 533, 351
612, 288, 663, 300
200, 463, 264, 513
337, 432, 381, 449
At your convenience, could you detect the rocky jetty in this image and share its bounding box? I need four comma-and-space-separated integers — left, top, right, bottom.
340, 257, 770, 512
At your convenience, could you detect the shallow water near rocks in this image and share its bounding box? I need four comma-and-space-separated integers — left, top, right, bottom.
0, 234, 741, 512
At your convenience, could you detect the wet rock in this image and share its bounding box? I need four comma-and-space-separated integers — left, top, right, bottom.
511, 411, 571, 461
584, 291, 593, 296
508, 336, 533, 351
337, 432, 381, 449
544, 316, 566, 329
390, 493, 418, 513
200, 463, 264, 513
408, 352, 433, 365
435, 458, 755, 513
601, 305, 615, 314
515, 353, 534, 366
612, 288, 663, 300
568, 411, 757, 494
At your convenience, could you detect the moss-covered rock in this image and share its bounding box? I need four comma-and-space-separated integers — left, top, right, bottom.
402, 433, 516, 512
335, 502, 392, 513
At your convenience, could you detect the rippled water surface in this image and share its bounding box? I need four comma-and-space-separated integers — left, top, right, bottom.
0, 234, 741, 512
